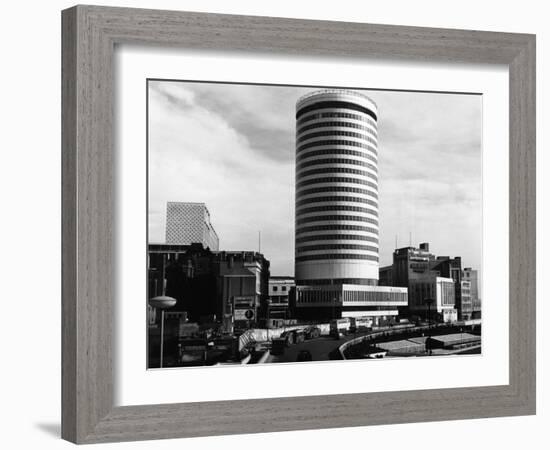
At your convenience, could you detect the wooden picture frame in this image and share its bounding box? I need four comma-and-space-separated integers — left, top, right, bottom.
61, 5, 536, 444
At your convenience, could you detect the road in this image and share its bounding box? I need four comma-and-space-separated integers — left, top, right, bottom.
269, 333, 368, 363
267, 325, 482, 363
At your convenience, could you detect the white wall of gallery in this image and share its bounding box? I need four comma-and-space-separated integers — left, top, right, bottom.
0, 1, 546, 449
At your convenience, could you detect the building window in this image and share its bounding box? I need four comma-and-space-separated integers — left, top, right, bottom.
297, 111, 378, 131
296, 101, 378, 121
273, 286, 278, 291
297, 166, 378, 182
296, 183, 378, 199
296, 214, 379, 226
296, 176, 378, 191
282, 286, 287, 291
296, 204, 379, 218
296, 243, 378, 253
297, 148, 378, 165
296, 224, 379, 235
297, 158, 378, 174
297, 120, 378, 137
297, 130, 378, 147
297, 139, 377, 156
296, 253, 378, 262
296, 234, 379, 244
296, 195, 378, 208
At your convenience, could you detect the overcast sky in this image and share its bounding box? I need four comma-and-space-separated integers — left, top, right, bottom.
148, 80, 482, 277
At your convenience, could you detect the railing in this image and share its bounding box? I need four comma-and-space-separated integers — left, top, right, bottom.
337, 324, 427, 359
238, 329, 256, 351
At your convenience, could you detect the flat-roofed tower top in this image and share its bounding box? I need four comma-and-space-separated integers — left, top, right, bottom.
296, 89, 378, 117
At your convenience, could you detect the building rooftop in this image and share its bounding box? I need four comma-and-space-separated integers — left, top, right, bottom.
296, 89, 378, 108
431, 333, 480, 344
377, 340, 425, 351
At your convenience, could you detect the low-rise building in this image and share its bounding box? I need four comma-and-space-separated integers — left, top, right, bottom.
268, 276, 295, 321
292, 284, 408, 325
463, 267, 481, 319
382, 242, 478, 322
409, 275, 457, 323
147, 243, 270, 332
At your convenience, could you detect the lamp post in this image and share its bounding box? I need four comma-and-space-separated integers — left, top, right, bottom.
149, 295, 177, 368
424, 298, 434, 355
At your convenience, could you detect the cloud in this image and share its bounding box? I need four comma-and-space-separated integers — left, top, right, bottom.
154, 82, 303, 163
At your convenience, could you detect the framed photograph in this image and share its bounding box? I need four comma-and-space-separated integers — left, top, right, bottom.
62, 5, 536, 444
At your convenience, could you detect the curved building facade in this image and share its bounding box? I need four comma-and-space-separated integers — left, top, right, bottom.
295, 90, 380, 285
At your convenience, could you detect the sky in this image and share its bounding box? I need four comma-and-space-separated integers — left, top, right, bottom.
148, 80, 482, 277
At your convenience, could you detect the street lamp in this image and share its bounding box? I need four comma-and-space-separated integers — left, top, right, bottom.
149, 295, 177, 368
424, 298, 434, 355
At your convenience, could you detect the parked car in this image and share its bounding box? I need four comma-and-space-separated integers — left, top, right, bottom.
303, 326, 321, 340
279, 330, 295, 346
293, 330, 306, 344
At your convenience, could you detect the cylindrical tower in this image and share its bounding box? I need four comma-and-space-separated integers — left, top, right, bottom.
295, 89, 379, 285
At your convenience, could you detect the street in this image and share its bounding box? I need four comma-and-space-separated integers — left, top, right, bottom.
269, 332, 368, 363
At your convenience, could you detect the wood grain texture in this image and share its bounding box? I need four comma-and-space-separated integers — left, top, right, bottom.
61, 7, 77, 443
61, 4, 536, 444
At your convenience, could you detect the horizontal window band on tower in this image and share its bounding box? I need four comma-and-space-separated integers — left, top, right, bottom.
297, 167, 379, 182
295, 234, 379, 244
296, 101, 378, 121
297, 120, 377, 137
297, 139, 377, 156
296, 196, 378, 208
297, 111, 378, 130
296, 254, 379, 262
297, 176, 378, 191
296, 177, 378, 198
296, 215, 379, 226
296, 158, 378, 173
296, 205, 379, 217
296, 243, 379, 253
296, 278, 378, 286
297, 130, 378, 147
297, 148, 377, 165
296, 224, 379, 235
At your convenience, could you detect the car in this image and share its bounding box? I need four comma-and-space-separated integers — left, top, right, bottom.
303, 326, 321, 340
293, 330, 306, 344
296, 350, 313, 362
279, 330, 295, 346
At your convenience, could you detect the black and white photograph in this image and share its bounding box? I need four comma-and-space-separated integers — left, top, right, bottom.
2, 0, 542, 447
147, 80, 483, 368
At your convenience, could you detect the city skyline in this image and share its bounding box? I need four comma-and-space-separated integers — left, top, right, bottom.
148, 80, 482, 276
